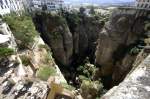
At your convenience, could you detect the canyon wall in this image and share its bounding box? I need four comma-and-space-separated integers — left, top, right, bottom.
33, 12, 104, 67
101, 52, 150, 99
32, 8, 149, 90
95, 8, 147, 85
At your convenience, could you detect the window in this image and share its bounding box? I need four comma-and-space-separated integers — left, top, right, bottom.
1, 5, 3, 9
145, 3, 148, 8
7, 27, 10, 31
141, 4, 144, 7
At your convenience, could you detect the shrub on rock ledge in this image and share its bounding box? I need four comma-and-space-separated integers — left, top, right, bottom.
37, 66, 56, 81
80, 80, 103, 99
0, 47, 14, 57
3, 14, 38, 50
20, 55, 31, 66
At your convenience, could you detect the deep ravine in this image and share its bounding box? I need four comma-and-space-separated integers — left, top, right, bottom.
32, 8, 150, 98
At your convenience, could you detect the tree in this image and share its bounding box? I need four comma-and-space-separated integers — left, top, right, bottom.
89, 6, 95, 15
79, 7, 86, 15
42, 5, 47, 11
80, 80, 103, 99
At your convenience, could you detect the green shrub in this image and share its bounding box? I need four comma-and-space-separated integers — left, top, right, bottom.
61, 83, 75, 91
130, 47, 141, 55
3, 14, 38, 50
80, 80, 103, 99
77, 63, 97, 78
63, 11, 81, 32
38, 44, 50, 51
20, 55, 30, 66
43, 54, 52, 64
0, 47, 14, 57
77, 65, 84, 71
79, 75, 89, 81
37, 66, 56, 81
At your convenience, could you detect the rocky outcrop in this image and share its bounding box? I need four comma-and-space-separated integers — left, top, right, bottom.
33, 13, 73, 66
101, 54, 150, 99
95, 8, 146, 85
33, 12, 104, 67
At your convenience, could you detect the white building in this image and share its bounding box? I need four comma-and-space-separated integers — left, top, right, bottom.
0, 0, 10, 15
0, 0, 24, 16
31, 0, 42, 10
46, 0, 63, 10
0, 19, 17, 49
29, 0, 64, 11
136, 0, 150, 9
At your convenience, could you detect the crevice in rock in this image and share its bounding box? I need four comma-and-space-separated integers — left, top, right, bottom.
31, 8, 150, 98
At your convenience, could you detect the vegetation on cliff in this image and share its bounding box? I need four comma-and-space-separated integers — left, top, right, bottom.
32, 9, 109, 98
20, 55, 31, 66
0, 47, 14, 57
80, 80, 103, 99
37, 66, 56, 81
3, 13, 38, 49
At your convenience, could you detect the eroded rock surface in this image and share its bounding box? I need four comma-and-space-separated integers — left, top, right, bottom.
101, 54, 150, 99
33, 13, 73, 66
95, 8, 146, 85
33, 12, 104, 66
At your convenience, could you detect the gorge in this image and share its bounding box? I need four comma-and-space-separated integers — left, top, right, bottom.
32, 7, 150, 98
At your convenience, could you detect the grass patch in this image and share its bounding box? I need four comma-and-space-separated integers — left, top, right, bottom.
37, 66, 56, 81
0, 47, 14, 57
20, 55, 31, 66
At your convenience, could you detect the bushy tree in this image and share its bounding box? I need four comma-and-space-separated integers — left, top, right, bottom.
89, 6, 95, 15
80, 80, 103, 99
79, 7, 86, 15
62, 11, 81, 32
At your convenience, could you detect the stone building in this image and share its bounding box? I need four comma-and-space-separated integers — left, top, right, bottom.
29, 0, 64, 11
136, 0, 150, 9
0, 0, 24, 15
0, 19, 17, 49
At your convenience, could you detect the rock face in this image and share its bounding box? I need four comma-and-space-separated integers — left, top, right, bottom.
95, 8, 146, 85
33, 13, 74, 66
101, 54, 150, 99
73, 16, 103, 63
33, 12, 104, 67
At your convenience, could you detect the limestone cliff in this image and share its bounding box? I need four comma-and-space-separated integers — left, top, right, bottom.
33, 12, 73, 66
33, 12, 104, 67
95, 8, 147, 85
101, 53, 150, 99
